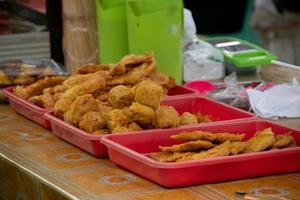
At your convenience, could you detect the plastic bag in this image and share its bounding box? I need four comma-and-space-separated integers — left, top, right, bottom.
182, 9, 224, 81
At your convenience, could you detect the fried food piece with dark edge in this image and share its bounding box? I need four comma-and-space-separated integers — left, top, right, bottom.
107, 109, 130, 131
14, 76, 65, 100
179, 112, 198, 126
127, 102, 155, 128
154, 105, 180, 128
108, 85, 133, 108
79, 111, 107, 133
272, 133, 296, 149
134, 80, 164, 109
159, 140, 214, 152
171, 130, 216, 142
243, 128, 276, 153
149, 151, 194, 162
231, 141, 247, 155
13, 75, 36, 85
214, 133, 245, 143
195, 113, 212, 123
76, 63, 111, 74
177, 140, 232, 162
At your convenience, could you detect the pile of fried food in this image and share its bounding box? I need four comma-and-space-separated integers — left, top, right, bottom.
0, 61, 58, 102
149, 128, 297, 162
13, 53, 212, 134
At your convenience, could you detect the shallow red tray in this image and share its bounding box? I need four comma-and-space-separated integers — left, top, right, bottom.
101, 119, 300, 188
2, 87, 52, 129
161, 96, 255, 123
165, 85, 196, 98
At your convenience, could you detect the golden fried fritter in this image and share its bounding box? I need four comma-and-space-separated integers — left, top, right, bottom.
29, 92, 62, 109
119, 53, 154, 68
127, 102, 155, 128
127, 122, 143, 131
108, 85, 133, 108
179, 112, 198, 126
195, 113, 212, 123
109, 63, 126, 76
63, 94, 99, 125
178, 140, 232, 162
76, 63, 111, 74
54, 71, 109, 117
107, 109, 130, 131
171, 130, 216, 142
14, 76, 65, 100
272, 133, 296, 149
149, 70, 176, 90
243, 128, 276, 153
134, 80, 164, 109
149, 151, 194, 162
79, 111, 107, 133
93, 129, 110, 135
231, 141, 247, 155
13, 75, 36, 85
0, 70, 13, 86
159, 140, 214, 152
214, 133, 245, 143
153, 106, 180, 128
43, 85, 67, 94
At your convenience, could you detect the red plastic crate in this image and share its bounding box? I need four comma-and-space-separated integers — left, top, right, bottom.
161, 96, 255, 123
44, 113, 108, 157
2, 87, 52, 129
101, 119, 300, 188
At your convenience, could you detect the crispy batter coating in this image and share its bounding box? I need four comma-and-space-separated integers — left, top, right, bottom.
149, 151, 194, 162
159, 140, 214, 152
134, 80, 164, 109
109, 63, 126, 76
107, 109, 130, 131
178, 140, 232, 162
0, 70, 13, 86
154, 106, 180, 128
108, 85, 133, 108
179, 112, 198, 126
29, 92, 62, 109
214, 133, 245, 143
272, 133, 296, 149
119, 53, 154, 67
14, 76, 65, 100
243, 128, 276, 153
127, 102, 155, 128
63, 94, 99, 125
79, 111, 107, 133
43, 85, 67, 94
231, 141, 247, 155
93, 129, 110, 135
149, 70, 176, 90
195, 113, 212, 123
171, 130, 217, 142
54, 71, 109, 117
76, 63, 111, 74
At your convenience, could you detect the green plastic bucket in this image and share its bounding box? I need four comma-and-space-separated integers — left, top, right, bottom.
126, 0, 183, 84
96, 0, 129, 63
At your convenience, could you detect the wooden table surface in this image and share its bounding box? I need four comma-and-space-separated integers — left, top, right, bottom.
0, 104, 300, 200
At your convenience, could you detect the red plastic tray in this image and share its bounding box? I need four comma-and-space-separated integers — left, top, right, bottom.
161, 96, 255, 123
165, 85, 197, 98
101, 119, 300, 188
44, 113, 108, 157
2, 87, 52, 129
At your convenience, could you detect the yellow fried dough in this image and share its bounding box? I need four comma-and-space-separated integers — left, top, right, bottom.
272, 133, 296, 149
243, 128, 276, 153
149, 151, 194, 162
214, 133, 245, 143
159, 140, 214, 152
171, 130, 216, 142
179, 112, 198, 126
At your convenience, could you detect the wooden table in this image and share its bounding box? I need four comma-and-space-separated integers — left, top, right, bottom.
0, 105, 300, 200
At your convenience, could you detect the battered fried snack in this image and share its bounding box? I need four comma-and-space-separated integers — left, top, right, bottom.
128, 122, 143, 131
154, 106, 180, 128
171, 130, 216, 142
272, 133, 296, 149
93, 129, 110, 135
149, 151, 194, 162
112, 126, 130, 133
119, 53, 154, 68
0, 70, 13, 86
178, 140, 232, 162
179, 112, 198, 126
243, 128, 276, 153
14, 76, 66, 100
29, 92, 62, 109
195, 113, 212, 123
79, 111, 107, 133
149, 70, 176, 90
63, 94, 99, 125
54, 71, 109, 117
43, 85, 67, 94
159, 140, 214, 152
127, 102, 155, 128
76, 63, 111, 74
108, 85, 133, 108
13, 75, 36, 85
214, 133, 245, 143
109, 63, 126, 76
107, 109, 130, 131
134, 80, 164, 109
231, 141, 247, 155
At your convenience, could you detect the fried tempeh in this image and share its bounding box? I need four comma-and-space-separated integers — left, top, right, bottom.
171, 130, 216, 142
159, 140, 214, 152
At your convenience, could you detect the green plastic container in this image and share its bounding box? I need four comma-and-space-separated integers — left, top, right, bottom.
96, 0, 129, 63
126, 0, 183, 84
